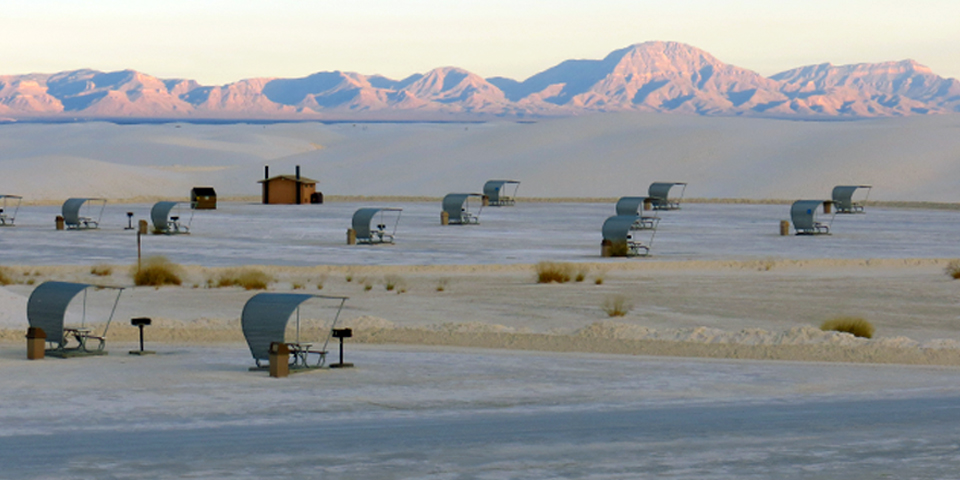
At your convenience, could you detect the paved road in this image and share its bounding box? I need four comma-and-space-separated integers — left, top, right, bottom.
4, 394, 960, 479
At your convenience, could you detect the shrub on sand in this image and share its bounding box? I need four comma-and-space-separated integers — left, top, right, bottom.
821, 317, 874, 339
384, 275, 402, 292
945, 260, 960, 280
216, 268, 272, 290
536, 262, 574, 284
0, 267, 12, 286
436, 278, 449, 292
133, 256, 182, 287
575, 268, 588, 283
601, 295, 632, 317
90, 264, 113, 276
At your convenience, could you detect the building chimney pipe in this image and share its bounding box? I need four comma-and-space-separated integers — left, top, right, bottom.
265, 165, 269, 179
296, 165, 300, 180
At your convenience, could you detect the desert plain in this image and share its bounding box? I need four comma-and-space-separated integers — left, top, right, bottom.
2, 115, 960, 478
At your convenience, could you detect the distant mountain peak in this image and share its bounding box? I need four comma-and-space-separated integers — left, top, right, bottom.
1, 43, 957, 119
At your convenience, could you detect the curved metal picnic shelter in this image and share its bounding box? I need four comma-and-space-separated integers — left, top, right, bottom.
482, 180, 520, 206
442, 193, 483, 224
27, 281, 124, 353
150, 201, 191, 234
0, 194, 22, 226
615, 196, 651, 216
241, 293, 348, 368
831, 185, 872, 213
352, 207, 402, 244
602, 215, 654, 257
62, 197, 106, 229
790, 200, 832, 235
647, 182, 687, 211
614, 196, 659, 229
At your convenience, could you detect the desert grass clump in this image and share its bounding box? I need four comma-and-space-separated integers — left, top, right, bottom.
363, 281, 373, 291
820, 316, 875, 339
601, 295, 633, 317
594, 276, 604, 285
0, 267, 12, 286
575, 267, 588, 283
315, 274, 327, 291
384, 275, 403, 292
436, 278, 449, 292
133, 256, 182, 287
536, 261, 575, 284
945, 260, 960, 280
90, 264, 113, 277
291, 282, 304, 290
216, 268, 272, 290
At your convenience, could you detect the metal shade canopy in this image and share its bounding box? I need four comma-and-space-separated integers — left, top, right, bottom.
62, 198, 107, 229
647, 182, 687, 210
352, 207, 402, 244
482, 180, 520, 206
790, 200, 833, 234
240, 293, 348, 366
150, 201, 193, 234
442, 193, 484, 224
615, 196, 650, 216
0, 194, 23, 226
831, 185, 872, 213
27, 281, 124, 347
602, 214, 657, 256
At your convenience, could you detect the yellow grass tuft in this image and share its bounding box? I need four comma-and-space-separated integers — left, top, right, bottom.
90, 264, 113, 276
601, 295, 632, 317
436, 278, 449, 292
821, 316, 875, 339
0, 267, 12, 286
132, 256, 182, 287
384, 275, 403, 292
536, 261, 574, 284
945, 260, 960, 280
216, 268, 272, 290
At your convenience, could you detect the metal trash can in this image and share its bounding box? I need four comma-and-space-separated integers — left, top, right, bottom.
26, 327, 46, 360
269, 342, 290, 378
55, 215, 64, 230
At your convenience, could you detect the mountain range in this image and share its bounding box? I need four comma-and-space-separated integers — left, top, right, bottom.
1, 41, 958, 120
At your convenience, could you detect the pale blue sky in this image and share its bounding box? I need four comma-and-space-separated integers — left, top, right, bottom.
3, 0, 958, 84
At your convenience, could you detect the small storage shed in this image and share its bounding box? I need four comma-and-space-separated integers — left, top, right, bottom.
648, 182, 687, 211
790, 200, 833, 235
831, 185, 872, 214
601, 215, 654, 257
482, 180, 520, 206
441, 193, 484, 225
258, 166, 318, 205
191, 187, 217, 210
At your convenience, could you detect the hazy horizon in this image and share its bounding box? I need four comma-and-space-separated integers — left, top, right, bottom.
2, 0, 958, 85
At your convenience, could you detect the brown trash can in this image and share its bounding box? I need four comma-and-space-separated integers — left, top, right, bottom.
55, 215, 64, 230
26, 327, 46, 360
440, 211, 449, 226
269, 342, 290, 378
823, 201, 832, 214
138, 219, 148, 235
600, 239, 612, 258
346, 228, 356, 245
779, 220, 790, 236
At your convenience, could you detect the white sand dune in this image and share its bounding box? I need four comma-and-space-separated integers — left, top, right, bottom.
2, 114, 960, 202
